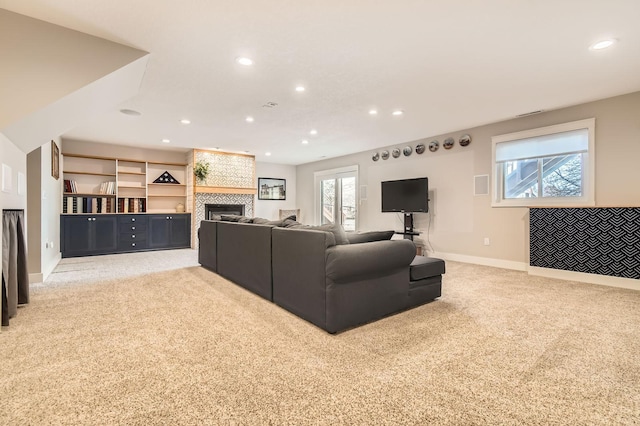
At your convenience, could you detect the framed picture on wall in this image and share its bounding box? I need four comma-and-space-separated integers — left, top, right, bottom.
51, 140, 60, 180
258, 177, 286, 200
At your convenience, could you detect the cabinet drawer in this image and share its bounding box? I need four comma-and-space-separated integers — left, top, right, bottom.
118, 240, 148, 251
119, 232, 147, 243
118, 215, 148, 225
120, 222, 147, 232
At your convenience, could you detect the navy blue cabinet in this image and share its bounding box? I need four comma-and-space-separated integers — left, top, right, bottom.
61, 213, 190, 257
148, 214, 191, 249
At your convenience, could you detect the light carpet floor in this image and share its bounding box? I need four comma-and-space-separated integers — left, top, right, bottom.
1, 250, 639, 425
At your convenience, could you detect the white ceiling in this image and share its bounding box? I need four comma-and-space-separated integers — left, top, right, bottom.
2, 0, 640, 165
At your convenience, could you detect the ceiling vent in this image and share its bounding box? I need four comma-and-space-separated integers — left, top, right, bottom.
262, 102, 278, 108
516, 110, 543, 118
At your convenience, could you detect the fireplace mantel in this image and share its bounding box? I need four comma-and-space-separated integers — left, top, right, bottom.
195, 186, 257, 195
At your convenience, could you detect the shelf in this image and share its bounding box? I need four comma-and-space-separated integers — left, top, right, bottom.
63, 193, 116, 197
63, 152, 186, 218
147, 161, 187, 166
118, 171, 146, 176
62, 153, 117, 161
64, 171, 116, 177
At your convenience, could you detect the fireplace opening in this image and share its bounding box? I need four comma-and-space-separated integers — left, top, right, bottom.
205, 203, 245, 219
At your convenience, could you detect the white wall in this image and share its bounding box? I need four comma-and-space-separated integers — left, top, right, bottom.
1, 131, 28, 324
255, 162, 297, 220
0, 132, 28, 210
296, 91, 640, 268
41, 139, 62, 280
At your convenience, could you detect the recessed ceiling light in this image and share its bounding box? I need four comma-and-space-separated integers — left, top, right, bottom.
265, 152, 272, 156
180, 119, 191, 125
120, 109, 141, 116
309, 129, 318, 135
369, 109, 378, 115
302, 140, 309, 145
392, 110, 404, 116
295, 86, 306, 92
246, 116, 254, 123
236, 57, 254, 66
590, 39, 617, 50
162, 139, 170, 143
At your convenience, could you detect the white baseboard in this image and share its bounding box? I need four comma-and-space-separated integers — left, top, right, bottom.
430, 251, 639, 291
43, 252, 62, 282
431, 251, 527, 271
528, 266, 640, 291
28, 252, 62, 285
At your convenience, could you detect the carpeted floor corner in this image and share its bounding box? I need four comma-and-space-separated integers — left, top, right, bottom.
1, 251, 639, 425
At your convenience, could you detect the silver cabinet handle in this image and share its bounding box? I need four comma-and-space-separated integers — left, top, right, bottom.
131, 226, 136, 230
166, 216, 170, 219
132, 243, 136, 247
132, 235, 135, 238
132, 218, 136, 222
88, 217, 92, 221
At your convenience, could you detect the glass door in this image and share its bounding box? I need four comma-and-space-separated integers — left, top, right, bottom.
316, 166, 358, 231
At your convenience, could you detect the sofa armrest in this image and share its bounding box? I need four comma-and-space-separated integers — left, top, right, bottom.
198, 220, 218, 271
326, 239, 416, 283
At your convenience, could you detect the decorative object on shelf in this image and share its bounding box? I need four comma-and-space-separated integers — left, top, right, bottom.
193, 161, 210, 184
153, 171, 180, 184
443, 137, 455, 150
415, 143, 426, 154
429, 140, 439, 152
372, 152, 380, 161
176, 203, 185, 213
258, 177, 286, 200
403, 146, 413, 156
51, 140, 59, 180
459, 134, 472, 147
392, 148, 401, 158
381, 150, 390, 160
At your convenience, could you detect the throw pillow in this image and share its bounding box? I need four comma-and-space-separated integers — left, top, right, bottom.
346, 230, 395, 244
306, 223, 350, 245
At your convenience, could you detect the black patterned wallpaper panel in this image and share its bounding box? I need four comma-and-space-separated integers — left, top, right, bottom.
530, 208, 640, 279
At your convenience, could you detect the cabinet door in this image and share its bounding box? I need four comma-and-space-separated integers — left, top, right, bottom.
62, 216, 93, 256
169, 214, 191, 247
148, 215, 171, 248
93, 216, 118, 252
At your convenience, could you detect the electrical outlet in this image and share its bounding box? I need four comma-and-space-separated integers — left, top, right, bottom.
45, 242, 49, 249
483, 237, 490, 246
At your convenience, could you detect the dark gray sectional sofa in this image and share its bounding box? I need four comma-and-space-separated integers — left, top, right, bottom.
198, 218, 444, 333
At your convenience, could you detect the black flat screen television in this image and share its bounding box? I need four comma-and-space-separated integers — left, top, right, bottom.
381, 177, 429, 213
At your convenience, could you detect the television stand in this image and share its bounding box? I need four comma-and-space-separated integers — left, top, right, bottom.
395, 213, 420, 241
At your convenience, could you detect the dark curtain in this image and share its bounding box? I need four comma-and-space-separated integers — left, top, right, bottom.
2, 210, 29, 325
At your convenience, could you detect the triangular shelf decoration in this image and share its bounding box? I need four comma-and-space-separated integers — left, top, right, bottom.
153, 171, 180, 184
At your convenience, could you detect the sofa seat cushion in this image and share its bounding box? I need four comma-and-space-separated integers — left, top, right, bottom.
410, 256, 445, 281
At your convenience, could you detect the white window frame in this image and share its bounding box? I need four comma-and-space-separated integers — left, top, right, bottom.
491, 118, 595, 207
313, 165, 358, 227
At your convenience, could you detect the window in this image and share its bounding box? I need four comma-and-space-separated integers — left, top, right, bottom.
491, 118, 595, 207
314, 166, 358, 231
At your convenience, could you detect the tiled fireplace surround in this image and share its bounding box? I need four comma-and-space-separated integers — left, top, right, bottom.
194, 193, 254, 231
190, 150, 256, 247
